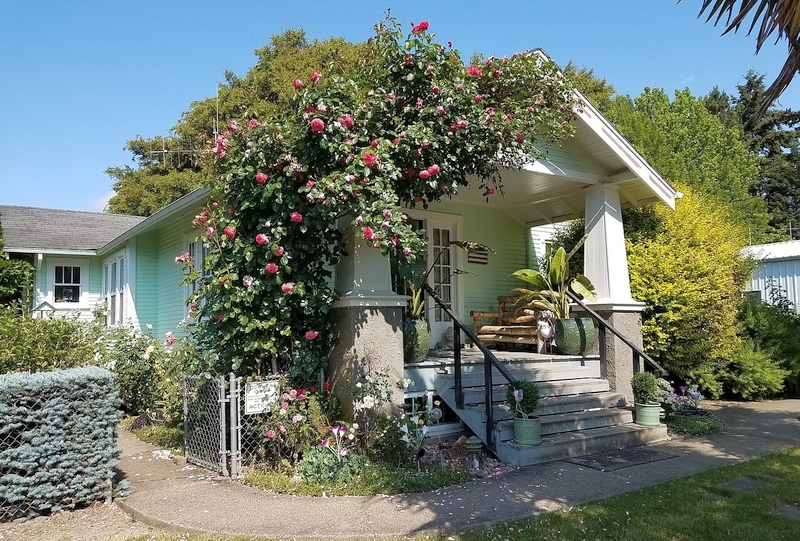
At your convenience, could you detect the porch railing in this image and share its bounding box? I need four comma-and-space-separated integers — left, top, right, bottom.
423, 284, 667, 453
565, 290, 667, 376
423, 284, 516, 451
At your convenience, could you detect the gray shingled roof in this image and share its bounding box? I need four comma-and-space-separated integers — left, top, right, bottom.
0, 205, 146, 253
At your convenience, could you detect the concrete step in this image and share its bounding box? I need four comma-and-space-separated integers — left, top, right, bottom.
495, 423, 669, 466
495, 408, 634, 439
459, 378, 610, 404
466, 391, 626, 421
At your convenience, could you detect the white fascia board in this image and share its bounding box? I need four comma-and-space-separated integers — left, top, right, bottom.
573, 90, 677, 209
4, 247, 97, 256
97, 188, 211, 256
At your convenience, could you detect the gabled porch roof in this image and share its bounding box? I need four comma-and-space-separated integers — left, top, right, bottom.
455, 88, 678, 227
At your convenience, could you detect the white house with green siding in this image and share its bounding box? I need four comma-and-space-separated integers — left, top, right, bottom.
1, 89, 677, 399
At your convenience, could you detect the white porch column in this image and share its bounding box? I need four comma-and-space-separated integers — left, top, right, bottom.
582, 185, 645, 403
329, 224, 406, 418
583, 184, 635, 304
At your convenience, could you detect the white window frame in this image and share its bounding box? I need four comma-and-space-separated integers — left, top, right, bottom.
103, 251, 126, 327
47, 258, 89, 308
184, 234, 211, 318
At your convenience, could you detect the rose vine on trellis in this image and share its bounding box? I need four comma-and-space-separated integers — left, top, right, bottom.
180, 17, 577, 379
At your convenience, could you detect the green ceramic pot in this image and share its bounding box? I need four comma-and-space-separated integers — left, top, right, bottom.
403, 317, 431, 363
635, 403, 662, 426
513, 416, 542, 446
554, 317, 596, 355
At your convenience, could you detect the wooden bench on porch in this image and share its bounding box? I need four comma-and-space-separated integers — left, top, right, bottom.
470, 295, 542, 350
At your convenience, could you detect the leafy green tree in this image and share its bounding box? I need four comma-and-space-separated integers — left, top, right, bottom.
107, 31, 365, 216
0, 220, 34, 306
732, 72, 800, 240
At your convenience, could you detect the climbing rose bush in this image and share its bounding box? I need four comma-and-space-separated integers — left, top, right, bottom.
181, 17, 576, 378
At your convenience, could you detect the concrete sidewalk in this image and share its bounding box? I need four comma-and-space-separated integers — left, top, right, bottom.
116, 400, 800, 539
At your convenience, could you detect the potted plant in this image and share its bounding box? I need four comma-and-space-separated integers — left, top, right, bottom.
506, 378, 542, 445
631, 371, 661, 426
511, 239, 598, 355
396, 240, 491, 363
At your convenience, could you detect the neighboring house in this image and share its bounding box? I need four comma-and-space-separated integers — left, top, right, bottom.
742, 240, 800, 312
0, 189, 209, 337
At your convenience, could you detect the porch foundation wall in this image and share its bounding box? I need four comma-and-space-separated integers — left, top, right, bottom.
583, 310, 644, 404
327, 304, 405, 419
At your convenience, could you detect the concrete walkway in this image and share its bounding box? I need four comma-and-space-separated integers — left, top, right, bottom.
116, 400, 800, 539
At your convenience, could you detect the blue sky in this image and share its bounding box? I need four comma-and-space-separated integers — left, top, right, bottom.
2, 0, 798, 212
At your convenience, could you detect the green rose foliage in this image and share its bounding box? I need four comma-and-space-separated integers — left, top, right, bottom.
184, 17, 576, 378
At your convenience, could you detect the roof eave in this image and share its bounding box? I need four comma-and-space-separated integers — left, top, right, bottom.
4, 247, 97, 256
97, 188, 211, 256
572, 89, 678, 209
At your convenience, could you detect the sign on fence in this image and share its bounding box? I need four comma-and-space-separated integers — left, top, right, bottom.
244, 380, 279, 415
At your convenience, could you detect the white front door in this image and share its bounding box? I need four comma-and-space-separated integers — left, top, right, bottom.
426, 217, 460, 348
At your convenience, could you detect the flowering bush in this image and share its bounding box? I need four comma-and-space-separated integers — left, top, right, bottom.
299, 423, 366, 484
179, 16, 576, 380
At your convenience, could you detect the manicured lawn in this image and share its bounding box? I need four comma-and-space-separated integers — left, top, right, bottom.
127, 447, 800, 541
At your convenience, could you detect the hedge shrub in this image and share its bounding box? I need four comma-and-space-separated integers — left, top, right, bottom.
0, 366, 122, 522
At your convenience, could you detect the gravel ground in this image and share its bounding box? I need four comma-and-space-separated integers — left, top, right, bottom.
0, 501, 159, 541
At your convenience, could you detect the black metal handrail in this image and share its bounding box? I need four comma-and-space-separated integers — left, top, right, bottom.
565, 290, 667, 376
423, 284, 514, 450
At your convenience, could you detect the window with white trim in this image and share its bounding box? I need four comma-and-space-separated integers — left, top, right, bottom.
48, 259, 88, 306
185, 237, 211, 317
103, 252, 126, 326
54, 265, 81, 303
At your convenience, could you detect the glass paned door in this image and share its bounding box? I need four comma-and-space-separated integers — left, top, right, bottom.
432, 227, 452, 323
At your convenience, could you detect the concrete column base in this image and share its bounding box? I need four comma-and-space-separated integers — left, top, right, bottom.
578, 306, 645, 405
327, 300, 405, 420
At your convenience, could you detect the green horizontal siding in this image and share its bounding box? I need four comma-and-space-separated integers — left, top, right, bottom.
424, 200, 528, 319
135, 231, 159, 332
154, 209, 198, 338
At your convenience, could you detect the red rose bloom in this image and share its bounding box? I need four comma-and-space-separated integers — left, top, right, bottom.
255, 172, 267, 183
310, 118, 325, 132
265, 263, 279, 274
293, 79, 303, 90
310, 70, 321, 85
290, 212, 303, 223
362, 152, 378, 167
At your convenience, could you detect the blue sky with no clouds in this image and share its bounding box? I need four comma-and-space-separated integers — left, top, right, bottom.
1, 0, 798, 212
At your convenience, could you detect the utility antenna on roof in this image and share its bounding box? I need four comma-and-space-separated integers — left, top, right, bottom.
147, 135, 199, 168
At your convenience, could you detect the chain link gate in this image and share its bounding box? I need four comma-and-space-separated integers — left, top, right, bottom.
183, 375, 230, 476
183, 374, 283, 477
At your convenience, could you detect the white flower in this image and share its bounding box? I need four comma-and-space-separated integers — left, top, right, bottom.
146, 323, 153, 330
362, 395, 375, 409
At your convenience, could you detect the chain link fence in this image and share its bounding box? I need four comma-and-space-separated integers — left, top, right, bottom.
183, 374, 321, 477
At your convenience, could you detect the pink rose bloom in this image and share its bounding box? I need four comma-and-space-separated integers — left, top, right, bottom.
205, 227, 215, 238
255, 233, 268, 245
278, 423, 286, 433
293, 79, 303, 90
310, 118, 325, 132
310, 70, 321, 84
474, 95, 483, 104
290, 212, 303, 223
281, 282, 294, 293
247, 119, 259, 129
228, 120, 240, 132
362, 152, 377, 167
273, 246, 285, 256
281, 401, 289, 409
419, 170, 430, 180
339, 114, 354, 128
383, 209, 392, 219
265, 263, 279, 274
282, 393, 290, 401
363, 226, 375, 240
516, 133, 525, 143
267, 429, 276, 439
242, 275, 254, 288
493, 70, 502, 79
432, 86, 440, 94
305, 330, 319, 340
255, 171, 267, 183
466, 66, 483, 77
355, 215, 364, 225
223, 226, 235, 239
403, 247, 412, 256
427, 164, 440, 176
437, 106, 446, 116
411, 21, 429, 34
289, 389, 298, 398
